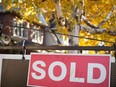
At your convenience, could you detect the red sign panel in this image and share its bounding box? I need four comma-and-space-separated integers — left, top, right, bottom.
27, 53, 111, 87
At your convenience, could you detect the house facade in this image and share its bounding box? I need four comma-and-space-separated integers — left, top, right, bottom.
0, 6, 49, 53
0, 10, 45, 46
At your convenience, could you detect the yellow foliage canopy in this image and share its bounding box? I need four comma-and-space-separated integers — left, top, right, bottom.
1, 0, 116, 46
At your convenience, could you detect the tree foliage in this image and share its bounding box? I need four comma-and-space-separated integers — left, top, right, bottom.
1, 0, 116, 47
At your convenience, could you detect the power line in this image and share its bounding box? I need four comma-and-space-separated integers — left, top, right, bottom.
2, 25, 115, 44
47, 29, 114, 43
53, 32, 114, 43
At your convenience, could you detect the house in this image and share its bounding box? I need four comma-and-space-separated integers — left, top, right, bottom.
0, 6, 46, 46
0, 5, 47, 54
0, 5, 60, 54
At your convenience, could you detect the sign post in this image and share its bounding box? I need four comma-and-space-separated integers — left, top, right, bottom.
27, 53, 111, 87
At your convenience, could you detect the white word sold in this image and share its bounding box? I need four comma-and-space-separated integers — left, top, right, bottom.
31, 61, 106, 84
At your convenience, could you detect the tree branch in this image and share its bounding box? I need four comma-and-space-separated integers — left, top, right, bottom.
81, 5, 116, 29
53, 0, 116, 36
98, 5, 116, 27
80, 25, 106, 34
54, 0, 63, 18
81, 24, 116, 36
82, 15, 99, 29
107, 30, 116, 36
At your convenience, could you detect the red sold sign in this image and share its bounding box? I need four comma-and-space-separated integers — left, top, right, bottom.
27, 53, 111, 87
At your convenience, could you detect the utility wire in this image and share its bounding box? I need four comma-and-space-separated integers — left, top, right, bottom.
55, 32, 114, 43
2, 25, 115, 44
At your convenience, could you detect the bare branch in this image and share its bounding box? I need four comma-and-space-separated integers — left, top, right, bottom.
81, 5, 116, 29
82, 16, 99, 29
81, 25, 116, 36
54, 0, 63, 18
81, 25, 106, 34
71, 0, 98, 29
107, 30, 116, 36
53, 0, 116, 36
98, 5, 116, 27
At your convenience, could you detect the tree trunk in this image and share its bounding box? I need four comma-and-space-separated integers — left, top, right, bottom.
69, 24, 80, 53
